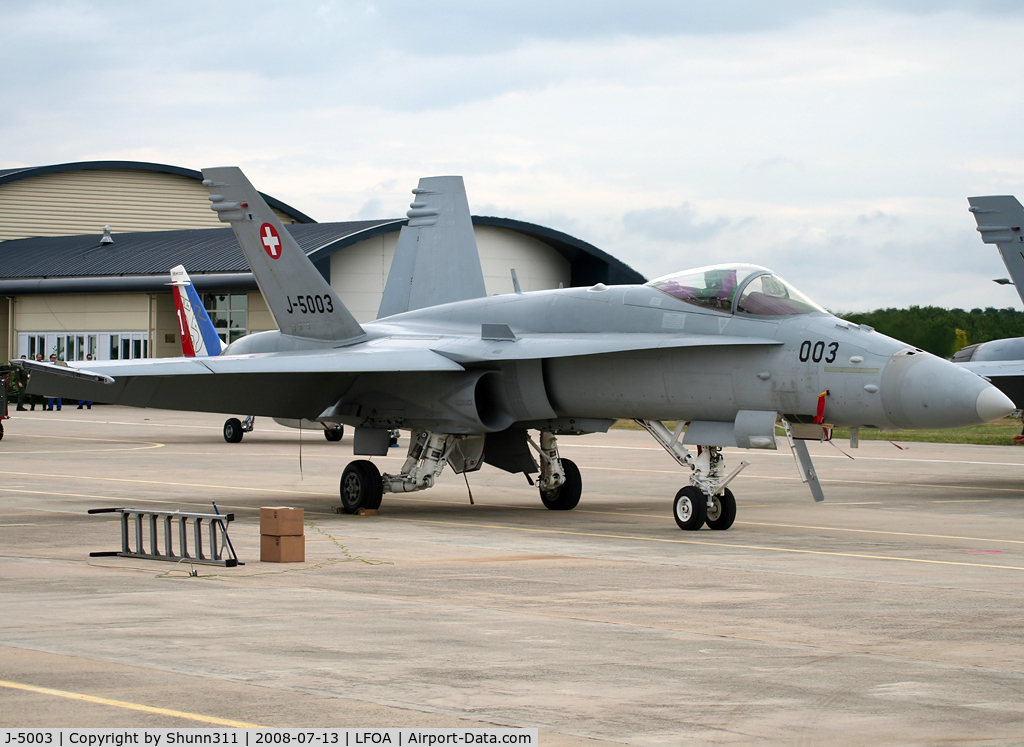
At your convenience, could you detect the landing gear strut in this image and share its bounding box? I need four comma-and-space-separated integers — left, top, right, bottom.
529, 431, 581, 510
337, 430, 472, 513
636, 419, 748, 531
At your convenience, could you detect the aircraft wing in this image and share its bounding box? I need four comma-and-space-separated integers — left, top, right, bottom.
17, 348, 465, 381
15, 347, 465, 419
957, 359, 1024, 408
430, 332, 782, 363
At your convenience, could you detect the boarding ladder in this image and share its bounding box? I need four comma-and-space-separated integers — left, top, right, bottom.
88, 507, 239, 567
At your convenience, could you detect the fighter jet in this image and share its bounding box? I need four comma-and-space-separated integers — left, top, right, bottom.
16, 168, 1014, 531
171, 263, 345, 443
954, 196, 1024, 407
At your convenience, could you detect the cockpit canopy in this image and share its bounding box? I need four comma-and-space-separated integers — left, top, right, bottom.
646, 264, 825, 316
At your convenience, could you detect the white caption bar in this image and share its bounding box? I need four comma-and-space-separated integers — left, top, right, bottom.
1, 731, 538, 747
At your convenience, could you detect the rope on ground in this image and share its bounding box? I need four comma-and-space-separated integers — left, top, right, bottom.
155, 520, 392, 579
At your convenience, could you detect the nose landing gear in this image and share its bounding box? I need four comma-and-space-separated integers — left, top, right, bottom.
636, 419, 748, 531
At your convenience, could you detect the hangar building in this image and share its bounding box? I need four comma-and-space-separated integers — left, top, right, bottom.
0, 161, 644, 363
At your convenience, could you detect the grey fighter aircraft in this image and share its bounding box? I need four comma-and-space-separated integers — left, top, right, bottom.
16, 168, 1015, 531
954, 195, 1024, 407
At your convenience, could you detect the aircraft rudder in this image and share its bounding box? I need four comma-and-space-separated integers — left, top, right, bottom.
377, 174, 485, 318
170, 264, 222, 357
201, 167, 364, 341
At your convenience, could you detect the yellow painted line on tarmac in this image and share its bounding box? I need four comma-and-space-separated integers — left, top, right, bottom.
735, 521, 1024, 545
12, 433, 160, 444
0, 523, 36, 527
386, 517, 1024, 571
0, 470, 320, 495
0, 445, 165, 455
934, 499, 992, 503
0, 679, 262, 727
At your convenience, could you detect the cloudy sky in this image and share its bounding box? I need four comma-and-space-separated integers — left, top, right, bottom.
3, 0, 1024, 312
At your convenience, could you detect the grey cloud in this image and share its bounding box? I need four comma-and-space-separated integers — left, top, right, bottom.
355, 198, 384, 220
623, 204, 731, 243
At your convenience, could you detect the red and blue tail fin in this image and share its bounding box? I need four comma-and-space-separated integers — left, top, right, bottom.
170, 265, 223, 357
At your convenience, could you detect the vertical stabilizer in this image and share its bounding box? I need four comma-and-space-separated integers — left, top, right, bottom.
969, 195, 1024, 305
201, 167, 364, 341
377, 176, 486, 318
170, 265, 222, 357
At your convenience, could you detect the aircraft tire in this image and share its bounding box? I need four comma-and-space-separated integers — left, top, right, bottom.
324, 425, 344, 442
705, 488, 736, 530
540, 458, 582, 510
340, 459, 383, 514
223, 418, 244, 443
0, 420, 4, 440
673, 486, 707, 531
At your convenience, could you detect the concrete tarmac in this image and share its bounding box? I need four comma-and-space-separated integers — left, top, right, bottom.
1, 407, 1023, 745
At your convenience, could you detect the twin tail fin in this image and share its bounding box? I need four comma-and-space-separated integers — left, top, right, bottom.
201, 167, 364, 341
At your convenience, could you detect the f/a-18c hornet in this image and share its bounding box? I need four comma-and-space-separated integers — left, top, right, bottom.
17, 168, 1015, 531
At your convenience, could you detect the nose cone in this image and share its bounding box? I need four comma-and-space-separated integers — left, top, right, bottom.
881, 349, 1015, 429
976, 385, 1016, 422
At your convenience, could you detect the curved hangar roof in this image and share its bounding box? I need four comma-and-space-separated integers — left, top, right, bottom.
0, 216, 645, 295
0, 160, 313, 241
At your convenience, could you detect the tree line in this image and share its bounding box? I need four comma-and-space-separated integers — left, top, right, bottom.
836, 306, 1024, 358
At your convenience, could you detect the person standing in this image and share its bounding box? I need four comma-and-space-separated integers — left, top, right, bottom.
13, 355, 29, 411
78, 354, 94, 409
44, 353, 62, 411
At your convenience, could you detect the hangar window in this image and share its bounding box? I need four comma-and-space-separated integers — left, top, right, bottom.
19, 332, 146, 360
203, 293, 248, 344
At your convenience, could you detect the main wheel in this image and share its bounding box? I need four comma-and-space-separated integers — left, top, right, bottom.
340, 460, 383, 514
540, 458, 582, 510
705, 488, 736, 530
673, 486, 707, 531
0, 420, 4, 441
223, 418, 244, 443
324, 425, 344, 442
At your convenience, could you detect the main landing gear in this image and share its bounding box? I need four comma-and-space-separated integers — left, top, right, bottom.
338, 430, 464, 514
337, 429, 584, 514
529, 431, 581, 510
222, 416, 344, 443
636, 419, 748, 532
223, 415, 254, 443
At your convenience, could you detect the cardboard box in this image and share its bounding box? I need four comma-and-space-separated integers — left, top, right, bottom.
260, 506, 304, 536
261, 534, 305, 563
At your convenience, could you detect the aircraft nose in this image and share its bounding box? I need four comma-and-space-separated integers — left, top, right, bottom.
880, 349, 1015, 429
976, 385, 1016, 422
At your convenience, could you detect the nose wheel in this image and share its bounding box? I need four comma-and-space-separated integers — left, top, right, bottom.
673, 486, 707, 530
705, 488, 736, 530
635, 419, 749, 532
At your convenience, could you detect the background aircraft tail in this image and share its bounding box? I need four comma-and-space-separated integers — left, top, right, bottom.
170, 265, 223, 357
969, 195, 1024, 305
377, 175, 486, 318
201, 167, 365, 341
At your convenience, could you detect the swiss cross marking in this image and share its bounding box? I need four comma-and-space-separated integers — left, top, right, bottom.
260, 223, 282, 259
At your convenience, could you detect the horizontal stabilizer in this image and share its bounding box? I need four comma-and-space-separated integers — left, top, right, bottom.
202, 167, 365, 342
378, 176, 486, 318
